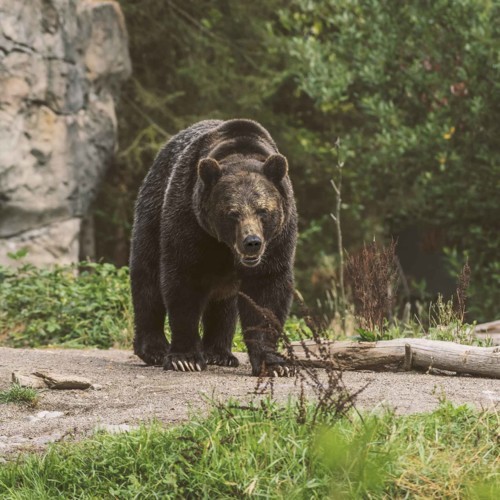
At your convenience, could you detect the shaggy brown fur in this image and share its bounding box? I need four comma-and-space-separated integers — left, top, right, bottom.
130, 119, 297, 376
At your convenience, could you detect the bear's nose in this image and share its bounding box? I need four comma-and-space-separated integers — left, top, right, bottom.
243, 235, 262, 254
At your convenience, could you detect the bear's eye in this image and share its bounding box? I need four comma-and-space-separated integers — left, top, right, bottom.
257, 208, 269, 217
228, 210, 241, 220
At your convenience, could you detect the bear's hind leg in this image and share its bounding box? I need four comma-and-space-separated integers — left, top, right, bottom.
131, 283, 169, 366
131, 262, 169, 366
202, 296, 239, 367
130, 222, 169, 365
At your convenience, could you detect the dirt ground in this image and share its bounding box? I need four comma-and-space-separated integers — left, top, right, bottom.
1, 347, 499, 456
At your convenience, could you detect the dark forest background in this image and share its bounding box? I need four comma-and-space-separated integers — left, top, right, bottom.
93, 0, 499, 321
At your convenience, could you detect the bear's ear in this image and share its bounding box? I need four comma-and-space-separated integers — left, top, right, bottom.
198, 158, 222, 187
262, 154, 288, 184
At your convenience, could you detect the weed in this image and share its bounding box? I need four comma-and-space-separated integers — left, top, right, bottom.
345, 240, 399, 338
238, 290, 359, 425
455, 258, 471, 322
342, 251, 483, 346
0, 384, 39, 406
288, 293, 362, 424
426, 262, 479, 345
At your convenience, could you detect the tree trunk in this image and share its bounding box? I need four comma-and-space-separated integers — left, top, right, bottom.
289, 338, 500, 378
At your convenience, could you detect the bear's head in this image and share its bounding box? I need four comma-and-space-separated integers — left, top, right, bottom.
195, 154, 288, 267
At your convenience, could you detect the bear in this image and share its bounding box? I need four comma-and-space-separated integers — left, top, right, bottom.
130, 119, 297, 376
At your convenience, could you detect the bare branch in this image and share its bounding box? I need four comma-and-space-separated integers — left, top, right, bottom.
330, 179, 340, 195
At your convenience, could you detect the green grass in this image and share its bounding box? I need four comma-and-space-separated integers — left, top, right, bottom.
0, 384, 39, 406
0, 401, 498, 499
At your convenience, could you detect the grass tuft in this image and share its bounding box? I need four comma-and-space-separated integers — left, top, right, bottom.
0, 384, 39, 406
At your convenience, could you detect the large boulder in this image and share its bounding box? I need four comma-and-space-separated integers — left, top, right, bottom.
0, 0, 131, 266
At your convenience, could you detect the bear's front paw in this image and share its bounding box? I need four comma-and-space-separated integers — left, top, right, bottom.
134, 338, 169, 366
250, 351, 295, 378
163, 351, 207, 372
204, 350, 240, 367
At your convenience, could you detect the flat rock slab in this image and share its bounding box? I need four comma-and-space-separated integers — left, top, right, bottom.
0, 347, 498, 456
12, 371, 92, 390
11, 372, 47, 389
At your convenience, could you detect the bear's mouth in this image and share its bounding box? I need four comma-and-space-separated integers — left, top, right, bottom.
234, 243, 265, 268
241, 255, 261, 267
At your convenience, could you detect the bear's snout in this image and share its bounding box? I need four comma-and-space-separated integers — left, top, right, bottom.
235, 220, 265, 267
242, 234, 262, 254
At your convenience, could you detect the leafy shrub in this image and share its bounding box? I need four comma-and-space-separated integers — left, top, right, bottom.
277, 0, 500, 320
0, 262, 132, 348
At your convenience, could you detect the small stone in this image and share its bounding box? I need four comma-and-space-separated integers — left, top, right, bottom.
91, 384, 103, 390
0, 434, 28, 447
43, 411, 64, 419
95, 423, 138, 434
482, 390, 500, 401
31, 432, 63, 446
28, 411, 64, 422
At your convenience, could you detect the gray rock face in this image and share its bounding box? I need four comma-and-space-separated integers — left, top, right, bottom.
0, 0, 131, 266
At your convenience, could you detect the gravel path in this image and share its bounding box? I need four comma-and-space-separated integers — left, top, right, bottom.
1, 347, 498, 456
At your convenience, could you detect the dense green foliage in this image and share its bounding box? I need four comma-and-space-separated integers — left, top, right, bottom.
0, 401, 497, 498
99, 0, 499, 320
0, 262, 132, 348
279, 0, 500, 319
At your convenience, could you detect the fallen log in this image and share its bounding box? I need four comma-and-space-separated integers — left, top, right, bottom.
288, 338, 500, 379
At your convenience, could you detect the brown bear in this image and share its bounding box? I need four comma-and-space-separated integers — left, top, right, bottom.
130, 119, 297, 376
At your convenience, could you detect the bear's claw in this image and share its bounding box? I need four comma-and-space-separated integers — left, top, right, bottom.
164, 352, 207, 372
204, 352, 240, 367
268, 364, 295, 377
250, 351, 295, 377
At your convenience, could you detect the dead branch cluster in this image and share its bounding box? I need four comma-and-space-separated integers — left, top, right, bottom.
345, 240, 399, 333
239, 291, 359, 423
